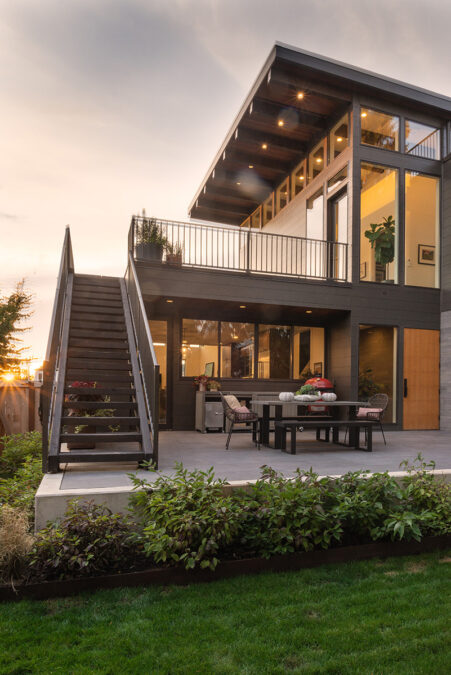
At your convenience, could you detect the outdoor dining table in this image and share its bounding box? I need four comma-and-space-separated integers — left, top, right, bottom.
250, 399, 370, 448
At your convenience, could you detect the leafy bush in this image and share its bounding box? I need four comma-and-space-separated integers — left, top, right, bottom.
0, 505, 34, 583
129, 464, 241, 570
0, 431, 42, 476
29, 500, 145, 581
233, 467, 343, 559
0, 456, 43, 517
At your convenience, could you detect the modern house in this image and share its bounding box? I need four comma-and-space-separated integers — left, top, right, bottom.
42, 43, 451, 471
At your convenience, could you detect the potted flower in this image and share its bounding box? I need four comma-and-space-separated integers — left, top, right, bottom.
194, 375, 210, 392
166, 241, 184, 266
207, 380, 221, 391
364, 215, 395, 281
135, 218, 168, 262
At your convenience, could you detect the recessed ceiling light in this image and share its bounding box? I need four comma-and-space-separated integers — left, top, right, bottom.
297, 91, 304, 100
240, 304, 246, 308
248, 164, 254, 169
361, 111, 367, 118
315, 158, 323, 163
336, 137, 343, 142
166, 299, 174, 303
277, 120, 284, 127
236, 181, 241, 185
306, 310, 312, 314
261, 143, 268, 150
299, 175, 304, 181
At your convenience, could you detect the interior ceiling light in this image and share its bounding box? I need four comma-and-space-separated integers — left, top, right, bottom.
240, 304, 246, 308
299, 175, 305, 181
336, 137, 343, 142
166, 299, 174, 303
261, 143, 268, 150
306, 310, 313, 314
236, 181, 241, 185
316, 157, 323, 163
248, 164, 254, 169
361, 111, 368, 117
297, 91, 304, 100
277, 120, 284, 127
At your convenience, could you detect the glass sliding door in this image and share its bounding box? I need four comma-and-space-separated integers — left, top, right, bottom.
149, 320, 168, 426
258, 325, 291, 379
293, 327, 325, 379
359, 325, 397, 423
360, 162, 398, 283
220, 323, 254, 378
405, 172, 440, 288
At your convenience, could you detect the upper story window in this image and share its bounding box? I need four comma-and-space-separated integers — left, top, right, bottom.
327, 165, 348, 193
361, 107, 399, 151
250, 206, 262, 229
309, 139, 326, 181
275, 177, 290, 215
405, 120, 441, 160
330, 114, 349, 160
405, 171, 440, 288
291, 159, 307, 199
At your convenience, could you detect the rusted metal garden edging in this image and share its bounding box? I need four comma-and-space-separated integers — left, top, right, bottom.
1, 535, 450, 603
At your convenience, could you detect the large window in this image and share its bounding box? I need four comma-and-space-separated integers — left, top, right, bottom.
291, 159, 306, 198
275, 178, 289, 214
405, 120, 440, 159
293, 327, 325, 379
359, 325, 397, 423
258, 325, 291, 379
220, 323, 254, 378
262, 194, 273, 226
361, 107, 399, 151
181, 319, 218, 377
405, 172, 440, 288
309, 139, 326, 181
330, 114, 349, 160
360, 162, 398, 283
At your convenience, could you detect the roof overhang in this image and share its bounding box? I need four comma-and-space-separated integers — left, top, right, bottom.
189, 43, 451, 226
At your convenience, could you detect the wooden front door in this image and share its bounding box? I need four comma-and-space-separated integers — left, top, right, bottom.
403, 328, 439, 429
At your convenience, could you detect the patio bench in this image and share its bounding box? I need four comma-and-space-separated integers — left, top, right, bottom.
274, 419, 375, 454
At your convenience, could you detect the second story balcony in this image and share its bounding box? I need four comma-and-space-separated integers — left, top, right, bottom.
129, 216, 348, 283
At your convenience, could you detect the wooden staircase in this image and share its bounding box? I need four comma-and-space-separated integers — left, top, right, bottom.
47, 273, 153, 471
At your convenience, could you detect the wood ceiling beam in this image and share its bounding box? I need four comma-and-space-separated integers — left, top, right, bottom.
251, 96, 329, 130
232, 126, 307, 154
268, 65, 353, 103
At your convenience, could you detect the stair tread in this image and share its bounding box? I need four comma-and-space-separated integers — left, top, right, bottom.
64, 386, 135, 394
69, 329, 128, 339
67, 359, 131, 371
63, 401, 137, 410
72, 306, 124, 316
58, 452, 146, 462
60, 432, 142, 442
67, 350, 130, 360
69, 339, 128, 349
62, 416, 140, 424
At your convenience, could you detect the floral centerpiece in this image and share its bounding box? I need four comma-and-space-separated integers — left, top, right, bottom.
194, 375, 210, 391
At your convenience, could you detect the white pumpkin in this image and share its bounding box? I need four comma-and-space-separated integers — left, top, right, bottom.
321, 392, 337, 402
279, 392, 295, 402
294, 395, 311, 402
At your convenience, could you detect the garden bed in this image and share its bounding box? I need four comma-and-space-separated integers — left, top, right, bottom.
1, 535, 449, 603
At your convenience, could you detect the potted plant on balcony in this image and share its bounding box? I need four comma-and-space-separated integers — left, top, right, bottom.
166, 242, 184, 266
135, 218, 168, 262
364, 215, 395, 281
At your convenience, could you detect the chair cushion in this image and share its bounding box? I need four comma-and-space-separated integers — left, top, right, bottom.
224, 395, 241, 409
356, 407, 382, 418
234, 405, 250, 413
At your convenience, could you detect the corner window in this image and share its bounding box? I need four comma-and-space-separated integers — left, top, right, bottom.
405, 172, 440, 288
181, 319, 218, 377
308, 139, 326, 181
220, 323, 254, 378
330, 114, 349, 160
360, 162, 398, 283
361, 107, 399, 151
291, 159, 307, 199
405, 120, 440, 159
327, 165, 348, 193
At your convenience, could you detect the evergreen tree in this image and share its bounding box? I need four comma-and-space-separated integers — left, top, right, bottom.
0, 281, 33, 375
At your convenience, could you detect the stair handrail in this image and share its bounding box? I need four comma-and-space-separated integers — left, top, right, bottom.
41, 227, 74, 471
124, 252, 159, 467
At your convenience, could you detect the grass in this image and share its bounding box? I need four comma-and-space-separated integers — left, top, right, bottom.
0, 551, 450, 674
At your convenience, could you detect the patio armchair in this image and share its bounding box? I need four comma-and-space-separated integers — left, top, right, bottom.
220, 393, 260, 451
355, 393, 389, 445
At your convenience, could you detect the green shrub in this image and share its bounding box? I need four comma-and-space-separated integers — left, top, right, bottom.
0, 456, 43, 518
234, 467, 343, 558
0, 505, 34, 583
0, 431, 42, 477
129, 464, 241, 570
29, 500, 145, 581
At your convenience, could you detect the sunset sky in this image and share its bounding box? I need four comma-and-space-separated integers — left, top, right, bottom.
1, 0, 450, 370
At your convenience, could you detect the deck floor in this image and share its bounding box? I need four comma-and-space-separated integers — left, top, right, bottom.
60, 428, 451, 489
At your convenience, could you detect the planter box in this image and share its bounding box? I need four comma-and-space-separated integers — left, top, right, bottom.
1, 535, 449, 603
135, 243, 164, 262
166, 253, 183, 267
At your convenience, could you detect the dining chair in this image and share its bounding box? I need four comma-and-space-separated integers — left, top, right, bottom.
220, 393, 261, 450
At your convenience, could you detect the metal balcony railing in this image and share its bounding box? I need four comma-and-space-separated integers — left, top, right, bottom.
129, 217, 348, 282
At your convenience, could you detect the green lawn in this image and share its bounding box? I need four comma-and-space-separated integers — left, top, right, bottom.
0, 551, 450, 674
